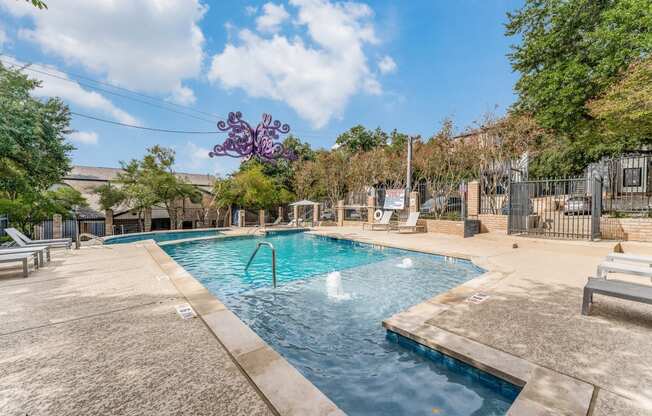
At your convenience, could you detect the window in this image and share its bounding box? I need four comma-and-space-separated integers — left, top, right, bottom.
623, 167, 642, 187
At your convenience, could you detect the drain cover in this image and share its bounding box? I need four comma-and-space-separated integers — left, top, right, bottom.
175, 304, 196, 319
467, 293, 490, 304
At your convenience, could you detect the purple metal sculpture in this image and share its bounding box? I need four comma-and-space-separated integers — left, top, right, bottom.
209, 112, 296, 162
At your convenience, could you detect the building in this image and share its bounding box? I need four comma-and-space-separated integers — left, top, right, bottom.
61, 165, 219, 234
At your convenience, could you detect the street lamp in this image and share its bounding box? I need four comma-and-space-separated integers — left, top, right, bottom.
72, 205, 80, 250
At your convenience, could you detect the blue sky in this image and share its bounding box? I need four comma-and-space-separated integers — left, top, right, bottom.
0, 0, 523, 175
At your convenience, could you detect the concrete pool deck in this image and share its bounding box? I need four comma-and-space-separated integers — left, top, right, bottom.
1, 227, 651, 415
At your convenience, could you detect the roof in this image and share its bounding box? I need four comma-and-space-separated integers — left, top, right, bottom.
66, 165, 215, 186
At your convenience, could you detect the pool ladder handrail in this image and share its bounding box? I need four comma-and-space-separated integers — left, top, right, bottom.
244, 241, 277, 288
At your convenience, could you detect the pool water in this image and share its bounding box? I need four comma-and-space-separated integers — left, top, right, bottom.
164, 233, 519, 415
104, 229, 220, 245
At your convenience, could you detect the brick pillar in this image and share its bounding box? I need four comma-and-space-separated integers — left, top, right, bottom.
105, 209, 114, 236
238, 210, 245, 227
259, 209, 265, 226
467, 180, 480, 218
33, 225, 41, 240
337, 200, 345, 227
53, 214, 63, 239
293, 204, 299, 227
144, 208, 152, 232
313, 203, 319, 224
409, 192, 419, 213
367, 195, 375, 224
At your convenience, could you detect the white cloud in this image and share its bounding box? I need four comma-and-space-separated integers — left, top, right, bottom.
3, 56, 139, 125
167, 85, 197, 105
0, 27, 6, 48
208, 0, 382, 128
68, 131, 99, 145
256, 3, 290, 33
176, 141, 228, 174
1, 0, 207, 95
378, 55, 397, 74
245, 5, 258, 16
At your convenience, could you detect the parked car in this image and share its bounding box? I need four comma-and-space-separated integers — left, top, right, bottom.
321, 209, 335, 220
564, 196, 591, 215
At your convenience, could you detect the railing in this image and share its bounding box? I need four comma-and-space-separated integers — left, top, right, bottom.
244, 242, 277, 288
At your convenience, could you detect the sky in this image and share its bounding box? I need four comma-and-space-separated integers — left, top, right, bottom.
0, 0, 524, 175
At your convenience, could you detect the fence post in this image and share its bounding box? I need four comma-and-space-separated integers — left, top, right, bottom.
144, 208, 152, 232
293, 204, 299, 227
313, 203, 319, 225
409, 192, 419, 213
337, 200, 345, 226
278, 206, 284, 222
105, 209, 114, 236
367, 195, 375, 225
238, 210, 245, 227
53, 214, 63, 239
259, 209, 265, 226
467, 180, 480, 218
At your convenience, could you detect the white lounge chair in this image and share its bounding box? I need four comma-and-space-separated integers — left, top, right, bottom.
5, 228, 72, 249
0, 252, 39, 277
605, 253, 652, 267
596, 261, 652, 280
0, 246, 49, 266
362, 210, 393, 231
397, 212, 426, 233
10, 228, 72, 246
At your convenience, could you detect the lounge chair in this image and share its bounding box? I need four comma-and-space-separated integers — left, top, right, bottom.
605, 252, 652, 267
362, 210, 393, 231
0, 246, 49, 266
582, 277, 652, 315
397, 212, 426, 233
5, 228, 72, 249
0, 251, 39, 277
10, 228, 72, 246
596, 261, 652, 280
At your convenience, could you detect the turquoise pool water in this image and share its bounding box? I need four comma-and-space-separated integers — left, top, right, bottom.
104, 229, 220, 245
164, 233, 519, 415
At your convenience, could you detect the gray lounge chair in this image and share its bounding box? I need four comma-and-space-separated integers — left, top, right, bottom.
0, 246, 49, 266
0, 252, 39, 277
362, 210, 393, 231
6, 228, 72, 249
397, 212, 426, 233
582, 277, 652, 315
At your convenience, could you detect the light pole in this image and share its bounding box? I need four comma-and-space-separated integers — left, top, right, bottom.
72, 205, 80, 250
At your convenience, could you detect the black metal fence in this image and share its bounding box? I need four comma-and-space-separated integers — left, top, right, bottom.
590, 154, 652, 217
417, 181, 466, 220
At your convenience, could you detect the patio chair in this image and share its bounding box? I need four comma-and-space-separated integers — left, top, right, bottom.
0, 251, 39, 277
11, 228, 72, 245
397, 212, 426, 234
596, 261, 652, 280
605, 252, 652, 267
362, 210, 393, 231
5, 228, 72, 249
0, 246, 50, 266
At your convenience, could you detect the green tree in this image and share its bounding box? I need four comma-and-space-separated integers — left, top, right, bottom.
116, 160, 158, 232
26, 0, 48, 9
335, 125, 388, 153
231, 165, 293, 209
94, 183, 126, 212
506, 0, 652, 172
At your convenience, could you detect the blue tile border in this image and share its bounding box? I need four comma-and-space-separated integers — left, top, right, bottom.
386, 330, 522, 402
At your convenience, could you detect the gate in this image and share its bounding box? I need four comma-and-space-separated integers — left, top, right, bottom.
508, 177, 602, 240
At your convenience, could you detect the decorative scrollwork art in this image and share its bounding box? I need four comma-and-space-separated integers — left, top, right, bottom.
209, 112, 296, 162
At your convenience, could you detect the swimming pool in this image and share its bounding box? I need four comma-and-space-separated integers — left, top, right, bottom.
164, 232, 519, 415
104, 229, 221, 245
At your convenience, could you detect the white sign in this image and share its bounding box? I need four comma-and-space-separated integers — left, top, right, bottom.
175, 304, 196, 320
383, 189, 405, 210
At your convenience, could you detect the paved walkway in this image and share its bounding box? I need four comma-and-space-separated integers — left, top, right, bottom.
0, 243, 273, 416
312, 227, 652, 415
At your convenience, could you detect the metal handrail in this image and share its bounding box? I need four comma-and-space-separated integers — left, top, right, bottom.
244, 242, 277, 288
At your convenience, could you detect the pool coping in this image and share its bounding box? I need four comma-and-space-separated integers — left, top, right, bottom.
309, 230, 595, 416
144, 230, 594, 416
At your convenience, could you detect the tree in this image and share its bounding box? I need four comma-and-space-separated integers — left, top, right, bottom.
231, 165, 293, 209
506, 0, 652, 172
0, 63, 74, 199
588, 57, 652, 144
26, 0, 47, 9
335, 125, 387, 153
94, 183, 126, 212
116, 160, 158, 232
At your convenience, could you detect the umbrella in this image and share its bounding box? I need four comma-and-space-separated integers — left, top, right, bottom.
290, 200, 318, 206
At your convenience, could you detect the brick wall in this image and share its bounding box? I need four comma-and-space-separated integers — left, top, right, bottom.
467, 181, 480, 217
601, 217, 652, 242
478, 214, 508, 233
424, 219, 465, 237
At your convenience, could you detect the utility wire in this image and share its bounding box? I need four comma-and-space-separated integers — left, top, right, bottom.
71, 112, 222, 134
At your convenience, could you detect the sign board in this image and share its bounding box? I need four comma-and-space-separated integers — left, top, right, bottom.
383, 189, 405, 210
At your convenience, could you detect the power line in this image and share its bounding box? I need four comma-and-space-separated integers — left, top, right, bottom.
71, 112, 222, 134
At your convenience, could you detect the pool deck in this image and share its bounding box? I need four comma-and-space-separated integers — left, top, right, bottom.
1, 226, 651, 415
